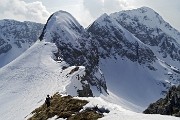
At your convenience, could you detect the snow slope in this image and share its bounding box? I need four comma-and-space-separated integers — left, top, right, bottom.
0, 41, 86, 120
0, 40, 179, 120
110, 7, 180, 68
98, 57, 177, 109
41, 10, 85, 47
79, 97, 179, 120
1, 8, 180, 120
87, 12, 180, 110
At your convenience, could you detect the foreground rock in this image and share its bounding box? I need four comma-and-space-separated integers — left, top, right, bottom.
28, 93, 107, 120
144, 85, 180, 117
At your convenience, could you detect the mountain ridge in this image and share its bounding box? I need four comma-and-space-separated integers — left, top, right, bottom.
110, 7, 180, 67
33, 7, 180, 103
0, 7, 180, 120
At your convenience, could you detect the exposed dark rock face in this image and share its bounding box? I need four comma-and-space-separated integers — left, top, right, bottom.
77, 83, 93, 97
144, 85, 180, 117
0, 43, 12, 55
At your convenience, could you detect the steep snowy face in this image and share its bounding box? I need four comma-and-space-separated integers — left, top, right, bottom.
88, 11, 180, 108
110, 7, 180, 63
88, 13, 156, 66
0, 19, 43, 67
40, 11, 107, 95
40, 10, 90, 64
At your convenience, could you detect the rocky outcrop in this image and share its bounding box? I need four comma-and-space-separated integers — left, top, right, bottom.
144, 85, 180, 117
28, 94, 106, 120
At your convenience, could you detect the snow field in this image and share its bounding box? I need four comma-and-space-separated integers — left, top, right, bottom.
0, 41, 85, 120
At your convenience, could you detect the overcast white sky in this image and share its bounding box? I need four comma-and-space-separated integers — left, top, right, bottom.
0, 0, 179, 31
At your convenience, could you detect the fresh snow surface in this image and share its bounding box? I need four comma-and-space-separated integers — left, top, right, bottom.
99, 57, 160, 108
77, 97, 179, 120
98, 55, 180, 110
0, 41, 85, 120
43, 10, 84, 49
0, 40, 179, 120
48, 116, 65, 120
0, 43, 29, 68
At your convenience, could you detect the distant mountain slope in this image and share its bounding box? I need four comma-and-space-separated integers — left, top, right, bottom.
110, 7, 180, 68
87, 13, 156, 65
87, 12, 180, 108
0, 19, 43, 67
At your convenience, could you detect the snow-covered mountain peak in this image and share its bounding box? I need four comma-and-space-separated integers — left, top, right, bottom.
88, 12, 124, 35
88, 13, 156, 66
95, 13, 109, 21
49, 10, 83, 32
137, 6, 157, 13
39, 10, 85, 50
110, 7, 180, 66
111, 7, 163, 29
39, 11, 108, 95
95, 13, 118, 26
110, 7, 180, 44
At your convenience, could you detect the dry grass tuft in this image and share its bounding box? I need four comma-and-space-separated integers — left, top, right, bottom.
28, 93, 104, 120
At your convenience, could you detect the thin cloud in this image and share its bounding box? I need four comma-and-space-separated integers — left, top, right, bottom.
0, 0, 50, 23
83, 0, 132, 19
